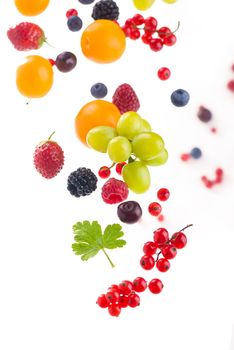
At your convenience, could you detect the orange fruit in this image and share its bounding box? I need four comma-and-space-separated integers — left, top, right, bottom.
16, 55, 54, 98
81, 20, 126, 64
75, 100, 121, 145
14, 0, 50, 16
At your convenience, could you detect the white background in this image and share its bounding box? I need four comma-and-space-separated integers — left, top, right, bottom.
0, 0, 234, 349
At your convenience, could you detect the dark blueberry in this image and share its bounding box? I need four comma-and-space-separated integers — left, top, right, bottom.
197, 106, 212, 122
190, 147, 202, 159
78, 0, 95, 4
55, 52, 77, 73
117, 201, 142, 224
67, 16, 83, 32
91, 83, 108, 99
171, 89, 190, 107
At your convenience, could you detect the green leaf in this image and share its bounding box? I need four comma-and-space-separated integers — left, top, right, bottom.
71, 221, 126, 267
102, 224, 126, 249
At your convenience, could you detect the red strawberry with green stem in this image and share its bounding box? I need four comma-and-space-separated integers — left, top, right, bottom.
7, 22, 48, 51
33, 132, 64, 179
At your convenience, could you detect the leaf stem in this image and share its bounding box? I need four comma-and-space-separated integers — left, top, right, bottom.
102, 248, 115, 268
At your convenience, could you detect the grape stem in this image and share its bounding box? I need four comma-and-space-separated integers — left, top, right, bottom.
102, 248, 115, 268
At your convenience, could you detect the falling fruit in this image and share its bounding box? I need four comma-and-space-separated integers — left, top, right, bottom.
14, 0, 50, 16
132, 0, 156, 11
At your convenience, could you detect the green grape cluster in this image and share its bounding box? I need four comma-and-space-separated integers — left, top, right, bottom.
132, 0, 177, 10
86, 111, 168, 194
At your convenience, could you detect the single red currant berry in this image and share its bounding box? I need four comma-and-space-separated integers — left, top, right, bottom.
158, 67, 171, 81
132, 14, 145, 25
128, 292, 140, 308
157, 188, 170, 201
158, 214, 164, 222
96, 294, 109, 308
201, 175, 208, 182
115, 162, 126, 175
144, 17, 158, 32
211, 127, 217, 133
227, 80, 234, 92
119, 280, 133, 295
107, 284, 120, 293
161, 244, 177, 259
153, 228, 169, 245
106, 291, 120, 303
141, 33, 152, 44
216, 168, 224, 178
163, 34, 177, 46
156, 258, 170, 272
121, 25, 132, 37
108, 304, 121, 317
143, 241, 157, 255
118, 295, 129, 308
98, 166, 111, 179
129, 28, 141, 40
157, 27, 171, 39
148, 278, 164, 294
140, 255, 155, 270
150, 38, 163, 52
132, 277, 147, 292
205, 180, 214, 188
148, 202, 162, 216
48, 58, 55, 66
171, 232, 187, 249
231, 64, 234, 72
181, 153, 191, 161
66, 8, 78, 18
125, 18, 134, 26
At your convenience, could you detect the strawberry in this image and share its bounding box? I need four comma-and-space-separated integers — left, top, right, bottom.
33, 132, 64, 179
112, 83, 140, 114
7, 22, 46, 51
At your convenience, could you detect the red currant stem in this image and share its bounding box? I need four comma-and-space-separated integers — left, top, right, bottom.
48, 131, 55, 140
102, 248, 115, 268
109, 162, 116, 169
156, 251, 162, 262
179, 224, 193, 232
136, 21, 180, 36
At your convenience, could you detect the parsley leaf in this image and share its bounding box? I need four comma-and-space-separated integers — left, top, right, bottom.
72, 221, 126, 268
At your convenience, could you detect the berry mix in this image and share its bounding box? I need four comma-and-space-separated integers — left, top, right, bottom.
8, 0, 225, 317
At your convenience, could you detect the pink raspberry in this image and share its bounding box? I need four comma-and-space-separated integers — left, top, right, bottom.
101, 178, 129, 204
112, 84, 140, 114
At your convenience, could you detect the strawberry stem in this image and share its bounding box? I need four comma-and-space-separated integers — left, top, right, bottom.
48, 131, 55, 140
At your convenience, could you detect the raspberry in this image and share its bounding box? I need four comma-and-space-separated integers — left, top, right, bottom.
112, 84, 140, 114
92, 0, 119, 21
101, 178, 129, 204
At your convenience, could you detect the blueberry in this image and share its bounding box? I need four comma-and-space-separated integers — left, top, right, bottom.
78, 0, 95, 4
67, 16, 83, 32
190, 147, 202, 159
91, 83, 108, 99
171, 89, 190, 107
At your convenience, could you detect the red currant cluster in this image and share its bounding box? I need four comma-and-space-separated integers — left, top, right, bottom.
227, 64, 234, 93
140, 224, 192, 273
98, 162, 126, 179
96, 277, 163, 317
201, 168, 224, 189
121, 14, 178, 52
148, 188, 170, 222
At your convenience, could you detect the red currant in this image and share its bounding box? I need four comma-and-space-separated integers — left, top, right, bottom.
121, 25, 132, 37
132, 277, 147, 292
98, 166, 111, 179
153, 228, 169, 245
171, 232, 187, 249
158, 67, 171, 81
129, 29, 141, 40
108, 304, 121, 317
96, 294, 109, 308
163, 34, 177, 46
140, 255, 155, 270
48, 58, 55, 66
115, 162, 126, 175
106, 290, 120, 303
156, 258, 170, 272
128, 292, 140, 308
157, 188, 170, 201
141, 33, 152, 44
148, 202, 162, 216
181, 153, 191, 161
143, 241, 157, 255
119, 295, 129, 308
227, 80, 234, 92
144, 17, 158, 32
66, 8, 78, 18
132, 14, 145, 25
119, 280, 133, 295
148, 278, 164, 294
232, 64, 234, 72
161, 244, 177, 259
158, 215, 165, 222
157, 27, 171, 39
125, 18, 134, 26
150, 38, 163, 52
108, 284, 120, 293
216, 168, 224, 178
211, 127, 217, 133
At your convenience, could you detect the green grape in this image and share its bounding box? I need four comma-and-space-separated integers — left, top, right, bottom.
107, 136, 132, 163
133, 0, 156, 10
86, 126, 117, 153
122, 161, 150, 194
162, 0, 177, 3
132, 132, 165, 161
141, 119, 152, 132
143, 149, 168, 166
117, 111, 143, 140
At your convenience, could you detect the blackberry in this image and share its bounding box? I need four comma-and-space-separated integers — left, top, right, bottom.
92, 0, 119, 21
67, 167, 98, 197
